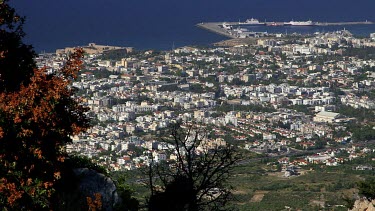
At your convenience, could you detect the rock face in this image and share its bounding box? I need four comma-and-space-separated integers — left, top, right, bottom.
73, 168, 120, 210
350, 198, 375, 211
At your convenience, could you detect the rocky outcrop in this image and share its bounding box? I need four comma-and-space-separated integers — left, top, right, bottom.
350, 198, 375, 211
73, 168, 120, 211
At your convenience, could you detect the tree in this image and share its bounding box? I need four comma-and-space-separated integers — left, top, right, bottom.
147, 122, 240, 211
0, 1, 90, 209
113, 174, 139, 211
357, 177, 375, 199
0, 0, 36, 92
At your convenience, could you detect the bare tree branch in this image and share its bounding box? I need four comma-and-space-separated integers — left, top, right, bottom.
147, 121, 240, 211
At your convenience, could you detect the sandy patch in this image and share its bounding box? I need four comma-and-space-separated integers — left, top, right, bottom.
233, 190, 247, 195
250, 191, 269, 202
310, 200, 325, 207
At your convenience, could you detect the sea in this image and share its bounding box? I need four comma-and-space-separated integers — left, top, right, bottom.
11, 0, 375, 53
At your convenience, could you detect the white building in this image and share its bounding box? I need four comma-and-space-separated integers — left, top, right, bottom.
313, 111, 341, 123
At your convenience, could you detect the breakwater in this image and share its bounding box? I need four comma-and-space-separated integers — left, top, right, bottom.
197, 20, 375, 38
196, 22, 236, 38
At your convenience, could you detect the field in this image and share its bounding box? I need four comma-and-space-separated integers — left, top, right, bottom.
226, 161, 372, 211
120, 157, 375, 210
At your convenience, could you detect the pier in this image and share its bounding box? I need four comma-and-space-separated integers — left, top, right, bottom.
315, 21, 374, 26
196, 22, 236, 38
197, 20, 375, 39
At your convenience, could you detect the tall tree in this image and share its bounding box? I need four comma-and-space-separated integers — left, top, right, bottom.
0, 0, 36, 92
147, 122, 240, 211
0, 1, 90, 209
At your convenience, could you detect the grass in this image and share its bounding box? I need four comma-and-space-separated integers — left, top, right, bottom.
227, 162, 365, 210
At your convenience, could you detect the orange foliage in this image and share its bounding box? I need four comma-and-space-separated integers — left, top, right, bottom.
0, 49, 90, 208
0, 179, 24, 206
87, 193, 103, 211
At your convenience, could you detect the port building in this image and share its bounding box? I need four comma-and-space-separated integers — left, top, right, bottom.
56, 43, 133, 55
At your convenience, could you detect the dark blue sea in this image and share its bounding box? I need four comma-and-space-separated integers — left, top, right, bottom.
11, 0, 375, 53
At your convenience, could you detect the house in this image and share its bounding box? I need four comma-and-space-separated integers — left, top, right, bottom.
278, 157, 290, 165
307, 154, 331, 164
326, 159, 339, 166
354, 165, 373, 171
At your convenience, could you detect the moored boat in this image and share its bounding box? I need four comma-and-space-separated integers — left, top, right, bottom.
285, 20, 315, 26
242, 18, 265, 25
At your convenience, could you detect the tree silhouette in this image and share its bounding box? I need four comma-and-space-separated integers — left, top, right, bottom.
147, 122, 240, 211
0, 1, 90, 209
0, 0, 36, 92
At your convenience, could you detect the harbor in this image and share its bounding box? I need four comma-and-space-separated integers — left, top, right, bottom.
197, 19, 375, 39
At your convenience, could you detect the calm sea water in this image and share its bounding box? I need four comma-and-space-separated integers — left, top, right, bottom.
11, 0, 375, 53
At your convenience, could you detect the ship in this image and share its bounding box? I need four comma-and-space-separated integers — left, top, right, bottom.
266, 22, 285, 26
242, 18, 265, 25
285, 20, 315, 26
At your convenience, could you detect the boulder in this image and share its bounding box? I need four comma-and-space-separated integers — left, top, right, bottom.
351, 198, 375, 211
73, 168, 120, 210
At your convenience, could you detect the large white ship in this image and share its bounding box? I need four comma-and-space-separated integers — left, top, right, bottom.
243, 18, 265, 25
286, 20, 315, 26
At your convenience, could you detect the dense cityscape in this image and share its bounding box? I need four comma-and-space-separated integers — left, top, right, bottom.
33, 30, 375, 177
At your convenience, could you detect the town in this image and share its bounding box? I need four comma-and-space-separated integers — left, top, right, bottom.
35, 31, 375, 175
